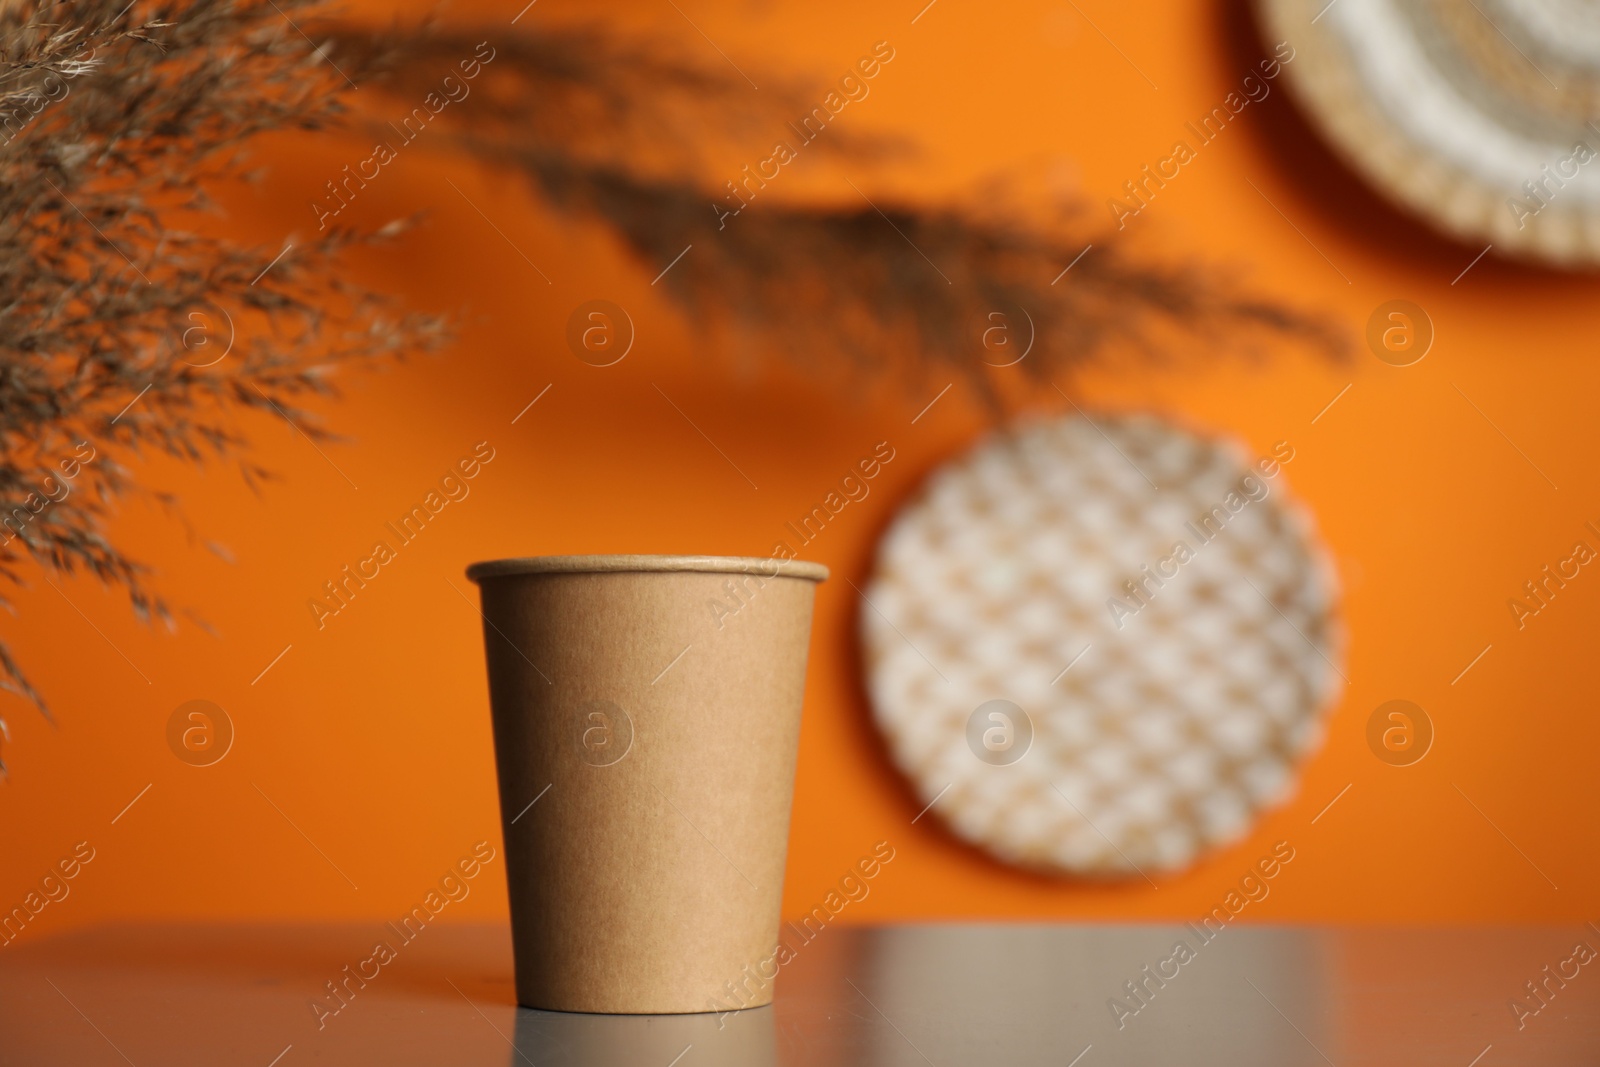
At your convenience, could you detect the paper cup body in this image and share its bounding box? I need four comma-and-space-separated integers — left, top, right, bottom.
468, 555, 826, 1014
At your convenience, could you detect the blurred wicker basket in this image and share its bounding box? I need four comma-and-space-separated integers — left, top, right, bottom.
1257, 0, 1600, 267
862, 414, 1341, 877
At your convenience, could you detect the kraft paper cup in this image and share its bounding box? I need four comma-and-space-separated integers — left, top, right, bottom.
466, 554, 828, 1014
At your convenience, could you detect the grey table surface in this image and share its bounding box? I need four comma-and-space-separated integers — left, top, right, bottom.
2, 922, 1596, 1065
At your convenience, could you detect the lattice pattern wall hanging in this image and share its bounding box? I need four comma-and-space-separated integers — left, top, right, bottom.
862, 413, 1342, 877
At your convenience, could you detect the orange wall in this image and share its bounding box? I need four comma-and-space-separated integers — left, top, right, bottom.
3, 0, 1598, 940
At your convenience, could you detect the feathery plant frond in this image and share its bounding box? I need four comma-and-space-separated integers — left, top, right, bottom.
0, 0, 445, 769
336, 23, 1345, 399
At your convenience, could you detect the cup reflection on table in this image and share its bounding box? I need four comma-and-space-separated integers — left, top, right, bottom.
510, 1002, 777, 1067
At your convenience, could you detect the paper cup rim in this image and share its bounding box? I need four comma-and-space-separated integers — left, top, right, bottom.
465, 553, 828, 584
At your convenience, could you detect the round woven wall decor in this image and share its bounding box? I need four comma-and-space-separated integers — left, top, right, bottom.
1258, 0, 1600, 266
862, 413, 1341, 877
